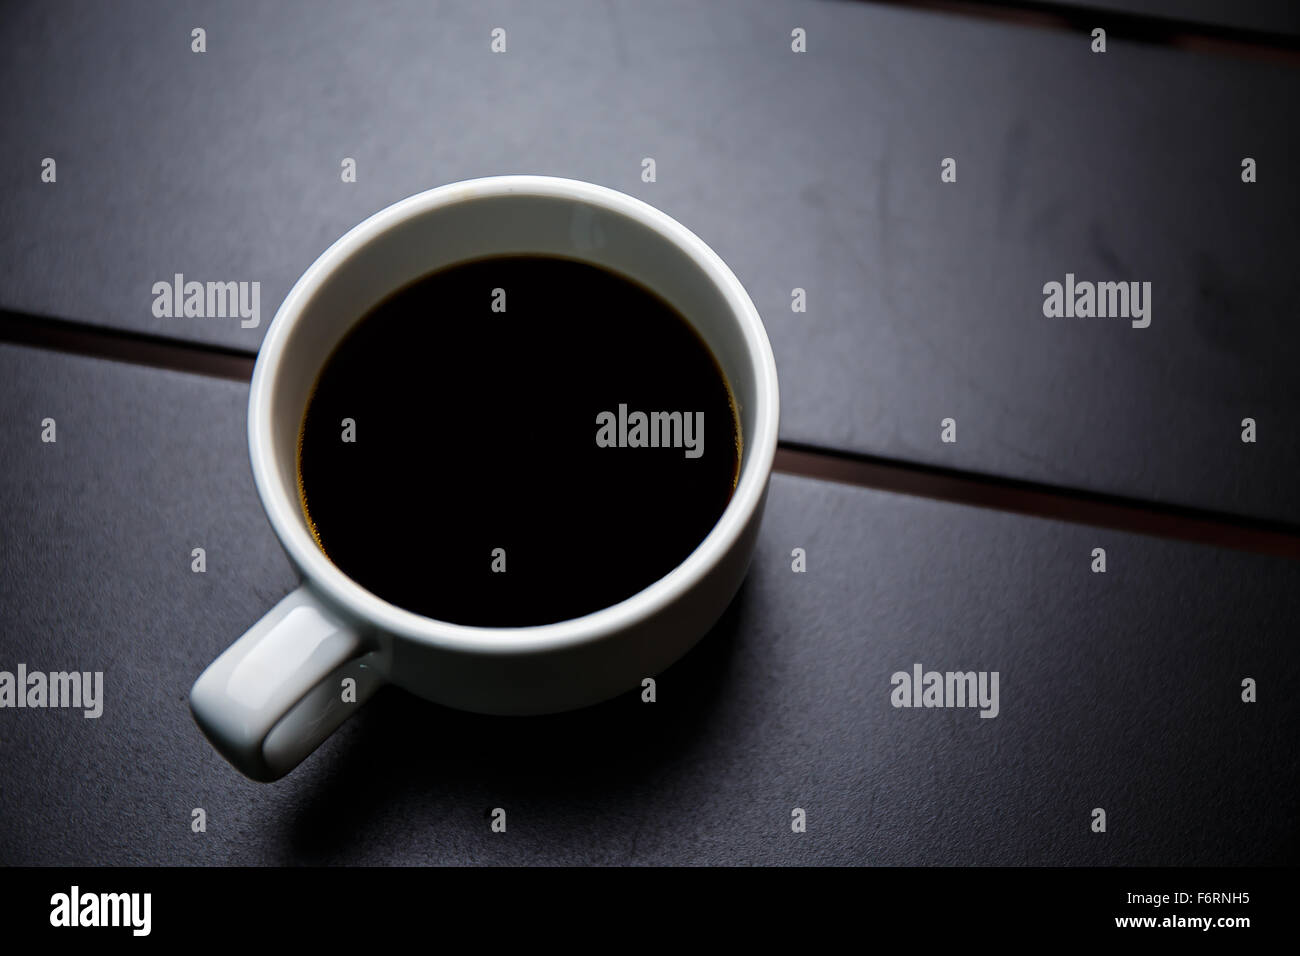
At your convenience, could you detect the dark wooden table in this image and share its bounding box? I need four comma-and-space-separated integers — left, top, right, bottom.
1, 0, 1296, 865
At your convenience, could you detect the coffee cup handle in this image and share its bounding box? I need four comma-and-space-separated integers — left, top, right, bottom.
189, 586, 383, 782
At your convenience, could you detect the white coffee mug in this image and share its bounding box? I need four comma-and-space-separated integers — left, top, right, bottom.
189, 175, 780, 782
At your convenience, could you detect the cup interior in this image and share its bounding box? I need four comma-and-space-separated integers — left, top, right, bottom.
251, 177, 778, 642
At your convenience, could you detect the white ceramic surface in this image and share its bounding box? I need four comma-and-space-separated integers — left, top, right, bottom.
189, 176, 780, 782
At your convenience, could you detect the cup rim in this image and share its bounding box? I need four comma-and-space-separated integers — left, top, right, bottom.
248, 175, 780, 655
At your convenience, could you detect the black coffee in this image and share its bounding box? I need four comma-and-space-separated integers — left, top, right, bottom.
297, 255, 741, 627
